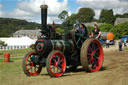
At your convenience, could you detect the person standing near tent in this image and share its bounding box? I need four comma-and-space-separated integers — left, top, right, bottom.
124, 38, 127, 47
92, 24, 101, 40
106, 39, 110, 48
118, 40, 123, 51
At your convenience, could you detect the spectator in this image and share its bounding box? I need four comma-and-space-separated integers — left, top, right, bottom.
118, 40, 123, 51
106, 39, 110, 48
124, 38, 127, 48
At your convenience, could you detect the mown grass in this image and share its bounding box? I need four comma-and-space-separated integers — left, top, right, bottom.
0, 48, 33, 58
0, 59, 48, 85
0, 45, 127, 85
0, 57, 23, 62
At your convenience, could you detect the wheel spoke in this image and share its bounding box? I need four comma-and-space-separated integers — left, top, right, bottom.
57, 56, 60, 62
35, 65, 39, 68
76, 37, 81, 44
95, 47, 99, 52
87, 53, 92, 56
95, 51, 100, 58
88, 57, 92, 64
27, 67, 31, 71
34, 67, 36, 72
30, 66, 32, 72
75, 33, 80, 36
89, 46, 93, 52
57, 66, 62, 71
92, 42, 95, 51
92, 61, 95, 68
52, 58, 56, 63
92, 58, 97, 68
51, 66, 55, 69
26, 64, 30, 66
57, 67, 59, 73
27, 59, 31, 62
81, 38, 83, 44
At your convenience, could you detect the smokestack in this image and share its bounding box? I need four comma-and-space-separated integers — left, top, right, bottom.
40, 5, 48, 38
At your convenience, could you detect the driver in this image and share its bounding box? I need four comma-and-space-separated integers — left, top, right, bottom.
80, 24, 86, 34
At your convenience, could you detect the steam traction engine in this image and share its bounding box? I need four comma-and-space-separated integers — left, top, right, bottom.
22, 5, 104, 77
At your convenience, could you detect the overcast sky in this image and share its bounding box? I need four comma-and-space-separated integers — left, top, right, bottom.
0, 0, 128, 24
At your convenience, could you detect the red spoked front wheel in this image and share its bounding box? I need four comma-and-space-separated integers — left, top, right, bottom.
46, 50, 66, 77
80, 38, 103, 72
22, 51, 42, 76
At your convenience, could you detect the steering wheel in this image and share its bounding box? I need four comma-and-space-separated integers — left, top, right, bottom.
72, 23, 89, 49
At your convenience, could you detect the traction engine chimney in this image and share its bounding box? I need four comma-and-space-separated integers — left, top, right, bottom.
40, 5, 48, 39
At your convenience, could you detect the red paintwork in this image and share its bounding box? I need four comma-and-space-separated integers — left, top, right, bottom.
49, 52, 66, 77
87, 40, 103, 72
25, 52, 42, 75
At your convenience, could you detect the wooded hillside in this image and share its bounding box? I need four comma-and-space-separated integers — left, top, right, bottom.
0, 17, 41, 37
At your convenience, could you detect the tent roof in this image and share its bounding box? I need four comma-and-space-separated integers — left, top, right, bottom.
0, 37, 35, 46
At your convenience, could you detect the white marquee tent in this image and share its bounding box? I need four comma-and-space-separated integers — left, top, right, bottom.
0, 37, 36, 50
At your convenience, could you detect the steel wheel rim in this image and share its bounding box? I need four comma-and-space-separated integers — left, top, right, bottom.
87, 40, 103, 72
49, 52, 66, 77
25, 52, 41, 75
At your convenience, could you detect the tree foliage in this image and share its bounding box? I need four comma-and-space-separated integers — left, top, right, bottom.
0, 40, 7, 46
86, 26, 93, 33
58, 10, 68, 20
87, 23, 128, 39
58, 8, 95, 34
0, 17, 41, 37
77, 8, 95, 23
110, 22, 128, 39
99, 9, 115, 24
55, 28, 64, 34
99, 24, 113, 32
115, 13, 128, 18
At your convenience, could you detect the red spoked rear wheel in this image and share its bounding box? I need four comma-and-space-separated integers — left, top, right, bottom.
22, 51, 42, 76
80, 38, 103, 72
46, 50, 66, 77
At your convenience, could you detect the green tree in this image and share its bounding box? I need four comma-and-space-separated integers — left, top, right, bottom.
58, 10, 71, 37
0, 40, 7, 46
86, 26, 93, 33
58, 10, 68, 20
99, 9, 115, 24
61, 14, 78, 30
110, 22, 128, 39
77, 8, 95, 23
68, 14, 78, 24
122, 13, 128, 18
99, 24, 113, 32
0, 17, 41, 37
55, 28, 64, 34
115, 13, 128, 18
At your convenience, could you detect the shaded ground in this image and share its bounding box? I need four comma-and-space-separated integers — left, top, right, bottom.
0, 43, 128, 85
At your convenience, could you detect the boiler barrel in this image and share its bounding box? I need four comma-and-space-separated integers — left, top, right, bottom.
35, 40, 75, 55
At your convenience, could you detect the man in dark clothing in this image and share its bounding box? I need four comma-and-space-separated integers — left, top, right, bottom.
118, 40, 123, 51
80, 24, 86, 34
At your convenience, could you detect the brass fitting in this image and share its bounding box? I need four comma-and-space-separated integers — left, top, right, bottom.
40, 5, 48, 8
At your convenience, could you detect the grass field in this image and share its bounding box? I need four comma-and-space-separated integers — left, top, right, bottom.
0, 59, 49, 85
0, 46, 128, 85
0, 48, 33, 58
0, 48, 49, 85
